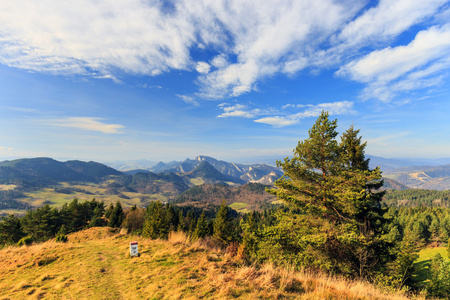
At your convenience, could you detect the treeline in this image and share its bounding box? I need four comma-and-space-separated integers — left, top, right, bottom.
385, 206, 450, 246
383, 206, 450, 297
0, 198, 109, 245
0, 197, 244, 248
0, 189, 31, 210
384, 189, 450, 207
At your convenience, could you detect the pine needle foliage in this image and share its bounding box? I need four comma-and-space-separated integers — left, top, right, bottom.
265, 111, 388, 277
213, 200, 232, 244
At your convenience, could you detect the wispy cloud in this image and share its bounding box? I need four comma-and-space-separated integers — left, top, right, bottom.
0, 146, 14, 155
338, 24, 450, 101
336, 0, 447, 47
137, 84, 163, 89
217, 103, 264, 118
218, 101, 355, 127
0, 0, 448, 101
177, 94, 199, 106
255, 101, 355, 127
47, 117, 124, 134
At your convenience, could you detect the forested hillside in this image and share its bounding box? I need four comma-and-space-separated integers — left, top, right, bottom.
384, 165, 450, 190
384, 189, 450, 207
175, 183, 276, 211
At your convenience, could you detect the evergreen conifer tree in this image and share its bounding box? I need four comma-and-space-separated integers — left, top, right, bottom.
265, 111, 389, 276
193, 211, 208, 240
177, 210, 186, 232
143, 201, 168, 239
108, 201, 124, 228
0, 214, 25, 245
213, 200, 231, 244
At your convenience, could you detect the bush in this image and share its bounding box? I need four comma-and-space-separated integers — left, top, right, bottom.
17, 236, 34, 246
55, 234, 68, 243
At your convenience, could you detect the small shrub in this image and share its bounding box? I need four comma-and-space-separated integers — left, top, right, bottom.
226, 241, 239, 257
55, 234, 68, 243
17, 236, 33, 247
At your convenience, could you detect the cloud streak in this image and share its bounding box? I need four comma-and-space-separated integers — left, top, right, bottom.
47, 117, 124, 134
339, 23, 450, 101
217, 104, 264, 118
218, 101, 355, 127
255, 101, 355, 127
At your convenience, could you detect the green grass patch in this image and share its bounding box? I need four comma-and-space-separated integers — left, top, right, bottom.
14, 182, 171, 210
271, 199, 284, 204
418, 247, 449, 262
0, 209, 28, 216
413, 247, 449, 284
190, 178, 204, 185
0, 184, 17, 190
229, 202, 250, 213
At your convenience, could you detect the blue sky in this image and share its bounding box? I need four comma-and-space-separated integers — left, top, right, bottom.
0, 0, 449, 163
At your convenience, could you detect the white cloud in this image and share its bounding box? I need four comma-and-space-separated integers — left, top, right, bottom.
0, 0, 448, 101
47, 117, 124, 134
282, 104, 310, 109
211, 54, 228, 69
0, 0, 195, 78
195, 62, 211, 74
254, 116, 299, 127
217, 101, 354, 127
0, 146, 14, 155
177, 94, 199, 105
217, 104, 262, 118
339, 24, 450, 101
138, 84, 163, 89
0, 0, 357, 99
192, 0, 358, 98
337, 0, 447, 47
255, 101, 355, 127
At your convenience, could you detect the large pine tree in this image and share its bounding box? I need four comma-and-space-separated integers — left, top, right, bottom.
265, 111, 388, 276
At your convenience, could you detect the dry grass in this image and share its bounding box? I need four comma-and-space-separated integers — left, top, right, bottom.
0, 228, 425, 300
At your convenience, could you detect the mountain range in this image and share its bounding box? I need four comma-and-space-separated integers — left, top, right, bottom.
0, 156, 284, 213
3, 155, 450, 192
1, 155, 450, 214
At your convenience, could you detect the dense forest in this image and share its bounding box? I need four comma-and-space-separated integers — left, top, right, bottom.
1, 112, 450, 298
384, 189, 450, 207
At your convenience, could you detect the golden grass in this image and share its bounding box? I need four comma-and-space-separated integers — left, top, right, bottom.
0, 228, 425, 300
0, 182, 170, 215
229, 202, 250, 214
0, 184, 17, 191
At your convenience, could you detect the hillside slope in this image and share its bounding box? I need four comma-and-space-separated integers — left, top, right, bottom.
0, 158, 122, 186
383, 164, 450, 190
0, 227, 421, 300
186, 161, 245, 185
175, 183, 276, 211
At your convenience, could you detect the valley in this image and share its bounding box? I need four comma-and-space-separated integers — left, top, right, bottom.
2, 155, 450, 217
0, 156, 282, 216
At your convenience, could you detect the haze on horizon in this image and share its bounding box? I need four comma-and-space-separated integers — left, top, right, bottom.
1, 0, 449, 163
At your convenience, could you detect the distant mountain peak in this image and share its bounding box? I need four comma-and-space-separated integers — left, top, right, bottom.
188, 161, 220, 176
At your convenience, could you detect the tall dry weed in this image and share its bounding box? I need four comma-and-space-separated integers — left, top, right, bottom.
168, 231, 190, 245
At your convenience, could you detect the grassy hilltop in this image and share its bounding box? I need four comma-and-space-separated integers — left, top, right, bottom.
0, 227, 423, 300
